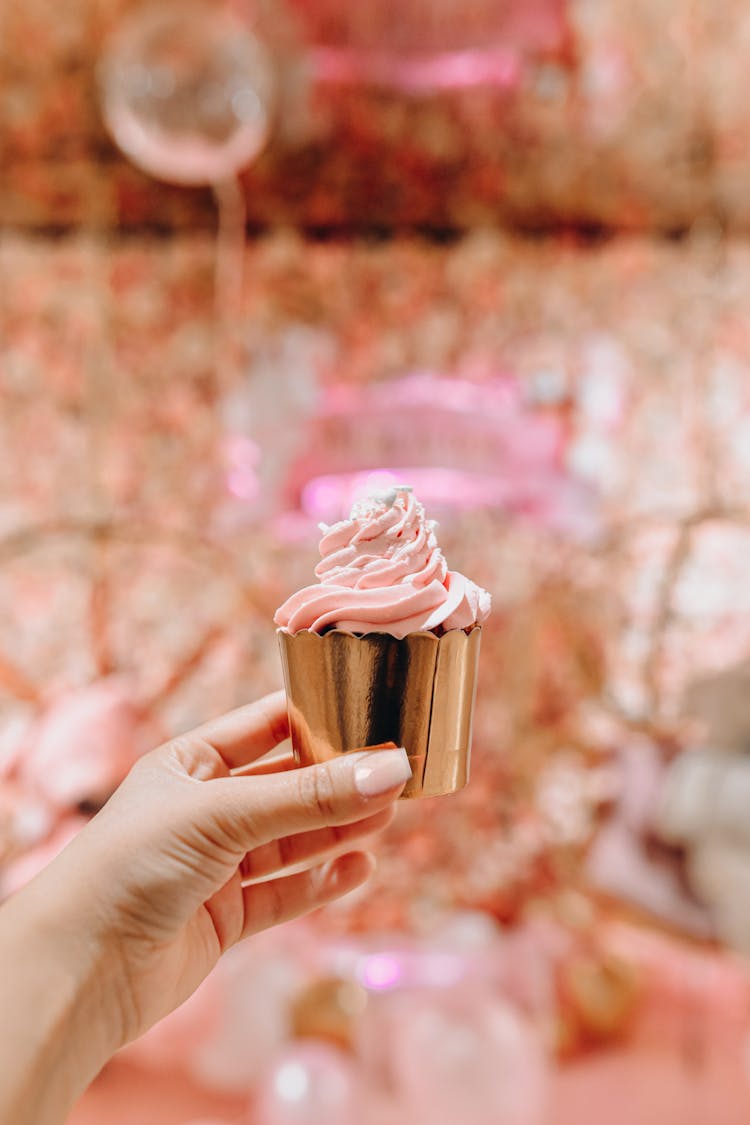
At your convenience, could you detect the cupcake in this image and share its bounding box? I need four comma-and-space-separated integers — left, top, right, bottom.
275, 485, 491, 798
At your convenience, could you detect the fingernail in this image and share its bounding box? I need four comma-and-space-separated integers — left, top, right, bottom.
354, 748, 411, 798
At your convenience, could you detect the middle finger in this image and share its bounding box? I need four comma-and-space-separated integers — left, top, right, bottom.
240, 805, 395, 883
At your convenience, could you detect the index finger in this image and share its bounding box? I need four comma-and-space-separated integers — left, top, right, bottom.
192, 690, 290, 770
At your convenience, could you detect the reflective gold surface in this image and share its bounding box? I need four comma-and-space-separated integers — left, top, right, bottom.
277, 627, 481, 799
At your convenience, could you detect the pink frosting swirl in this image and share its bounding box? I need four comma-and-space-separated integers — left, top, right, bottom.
275, 486, 491, 638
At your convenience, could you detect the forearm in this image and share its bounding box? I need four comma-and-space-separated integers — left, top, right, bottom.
0, 872, 119, 1125
0, 697, 406, 1125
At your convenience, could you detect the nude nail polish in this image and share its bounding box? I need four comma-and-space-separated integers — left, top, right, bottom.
354, 748, 411, 797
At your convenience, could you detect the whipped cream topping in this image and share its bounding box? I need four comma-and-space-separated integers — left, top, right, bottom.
275, 486, 491, 637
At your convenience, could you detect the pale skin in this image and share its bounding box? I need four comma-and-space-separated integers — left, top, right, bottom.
0, 691, 411, 1125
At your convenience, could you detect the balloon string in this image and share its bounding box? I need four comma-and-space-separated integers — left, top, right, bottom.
212, 175, 247, 397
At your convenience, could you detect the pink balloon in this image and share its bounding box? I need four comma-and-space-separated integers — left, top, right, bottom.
253, 1043, 359, 1125
359, 989, 547, 1125
20, 679, 144, 809
125, 927, 306, 1092
191, 939, 303, 1093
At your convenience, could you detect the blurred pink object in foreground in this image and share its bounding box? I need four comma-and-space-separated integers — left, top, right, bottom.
19, 678, 142, 809
586, 739, 714, 938
254, 1042, 358, 1125
125, 924, 307, 1092
319, 924, 548, 1125
0, 678, 157, 888
359, 987, 547, 1125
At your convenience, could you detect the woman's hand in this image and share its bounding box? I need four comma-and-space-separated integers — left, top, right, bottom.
0, 692, 410, 1124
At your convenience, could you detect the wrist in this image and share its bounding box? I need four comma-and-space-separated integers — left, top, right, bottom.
0, 870, 121, 1125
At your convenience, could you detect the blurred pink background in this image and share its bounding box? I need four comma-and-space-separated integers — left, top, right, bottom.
4, 1, 750, 1122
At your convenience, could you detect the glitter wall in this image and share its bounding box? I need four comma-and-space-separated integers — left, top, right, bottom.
4, 4, 750, 1124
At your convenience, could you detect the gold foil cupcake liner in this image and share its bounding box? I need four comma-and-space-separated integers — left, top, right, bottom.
277, 626, 482, 799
